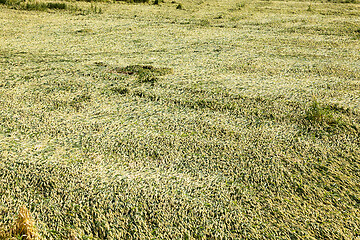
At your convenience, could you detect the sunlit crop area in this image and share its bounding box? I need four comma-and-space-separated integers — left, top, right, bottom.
0, 0, 360, 239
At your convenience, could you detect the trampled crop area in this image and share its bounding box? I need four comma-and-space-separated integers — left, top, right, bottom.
0, 0, 360, 239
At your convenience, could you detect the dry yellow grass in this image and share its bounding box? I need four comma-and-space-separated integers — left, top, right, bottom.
12, 206, 41, 240
0, 206, 40, 240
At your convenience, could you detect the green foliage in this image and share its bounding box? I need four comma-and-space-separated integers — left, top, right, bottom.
305, 98, 327, 123
22, 2, 47, 10
236, 2, 245, 9
137, 70, 157, 83
89, 3, 102, 13
199, 19, 210, 26
305, 97, 339, 127
2, 0, 69, 10
46, 2, 66, 9
114, 65, 173, 83
230, 2, 245, 11
110, 86, 130, 94
32, 2, 66, 10
0, 0, 105, 13
153, 0, 163, 4
355, 28, 360, 38
116, 0, 150, 3
1, 0, 23, 7
307, 3, 312, 11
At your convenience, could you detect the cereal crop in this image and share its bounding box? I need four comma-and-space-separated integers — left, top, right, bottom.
0, 0, 359, 239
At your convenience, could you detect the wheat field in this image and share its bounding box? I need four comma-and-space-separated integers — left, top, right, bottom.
0, 0, 360, 239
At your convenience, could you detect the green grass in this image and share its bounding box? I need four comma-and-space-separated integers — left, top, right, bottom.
22, 2, 67, 10
0, 0, 360, 239
117, 0, 150, 3
0, 0, 103, 13
1, 0, 69, 10
305, 98, 336, 125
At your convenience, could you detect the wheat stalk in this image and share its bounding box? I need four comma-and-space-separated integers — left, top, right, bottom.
11, 206, 41, 240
